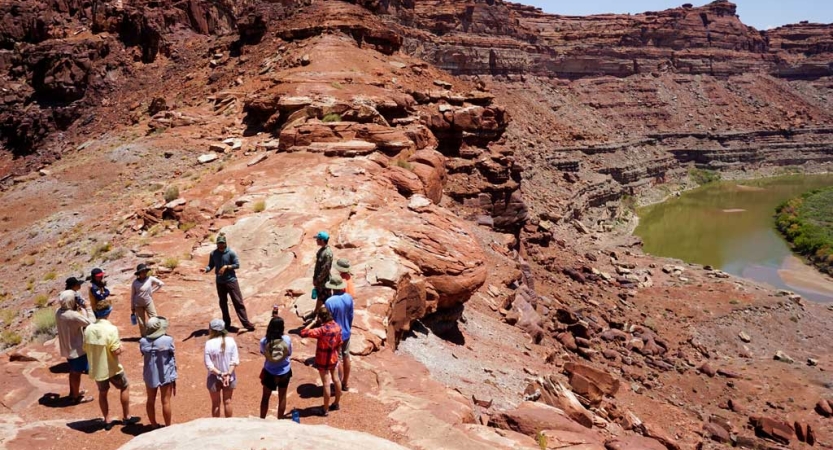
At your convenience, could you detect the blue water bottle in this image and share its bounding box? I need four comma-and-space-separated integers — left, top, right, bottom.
291, 409, 300, 423
130, 313, 137, 325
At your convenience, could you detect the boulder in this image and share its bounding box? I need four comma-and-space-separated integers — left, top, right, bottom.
604, 436, 667, 450
118, 418, 408, 450
749, 416, 794, 445
385, 166, 425, 198
815, 399, 832, 417
489, 401, 594, 439
539, 429, 604, 449
564, 363, 620, 404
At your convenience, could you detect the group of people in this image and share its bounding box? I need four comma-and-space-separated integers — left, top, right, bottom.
53, 230, 355, 429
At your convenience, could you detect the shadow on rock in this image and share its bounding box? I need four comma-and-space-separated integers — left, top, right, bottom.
67, 418, 107, 433
296, 383, 323, 399
49, 362, 70, 374
121, 423, 157, 437
39, 393, 78, 408
295, 405, 327, 418
183, 328, 209, 342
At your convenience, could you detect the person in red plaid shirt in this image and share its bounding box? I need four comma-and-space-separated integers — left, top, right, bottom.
301, 307, 342, 416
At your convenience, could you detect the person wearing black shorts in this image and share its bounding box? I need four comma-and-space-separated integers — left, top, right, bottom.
259, 317, 293, 419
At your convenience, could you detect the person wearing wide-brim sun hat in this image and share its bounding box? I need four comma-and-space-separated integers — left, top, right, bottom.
333, 258, 356, 298
131, 263, 164, 337
139, 316, 177, 428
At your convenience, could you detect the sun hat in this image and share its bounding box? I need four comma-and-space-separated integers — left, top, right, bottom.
145, 316, 169, 339
209, 318, 226, 332
94, 305, 113, 318
315, 231, 329, 241
59, 290, 77, 309
334, 258, 352, 274
65, 276, 85, 289
134, 263, 151, 276
216, 234, 227, 244
325, 274, 347, 290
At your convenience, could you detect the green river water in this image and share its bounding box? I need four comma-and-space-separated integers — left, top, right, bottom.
634, 174, 833, 302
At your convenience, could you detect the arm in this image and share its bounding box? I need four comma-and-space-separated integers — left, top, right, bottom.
301, 326, 324, 339
228, 251, 240, 270
205, 252, 215, 273
204, 343, 220, 375
69, 311, 92, 328
151, 277, 164, 293
229, 339, 240, 373
130, 281, 138, 312
88, 288, 98, 312
110, 333, 123, 359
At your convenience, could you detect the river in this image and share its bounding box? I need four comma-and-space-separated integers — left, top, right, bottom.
634, 174, 833, 302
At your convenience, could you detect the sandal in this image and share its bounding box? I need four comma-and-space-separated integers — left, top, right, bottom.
72, 395, 94, 405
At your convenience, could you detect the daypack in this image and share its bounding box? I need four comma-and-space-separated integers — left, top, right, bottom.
266, 338, 289, 364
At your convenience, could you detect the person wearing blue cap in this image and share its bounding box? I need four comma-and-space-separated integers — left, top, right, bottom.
311, 231, 333, 318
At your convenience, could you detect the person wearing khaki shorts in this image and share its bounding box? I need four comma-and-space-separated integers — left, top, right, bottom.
83, 304, 139, 430
131, 264, 163, 337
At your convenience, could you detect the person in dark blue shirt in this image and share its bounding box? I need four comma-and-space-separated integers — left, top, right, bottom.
324, 274, 354, 391
204, 233, 254, 331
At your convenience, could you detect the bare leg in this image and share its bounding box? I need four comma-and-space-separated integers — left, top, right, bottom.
119, 386, 130, 420
160, 384, 173, 426
277, 386, 288, 419
319, 370, 330, 412
330, 368, 342, 408
69, 372, 82, 398
146, 386, 158, 426
260, 385, 271, 419
99, 390, 110, 423
222, 388, 234, 417
342, 355, 351, 389
210, 390, 221, 417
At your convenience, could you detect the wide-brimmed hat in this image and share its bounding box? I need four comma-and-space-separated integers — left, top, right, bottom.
65, 276, 84, 289
58, 290, 77, 310
325, 274, 347, 290
334, 258, 352, 275
146, 316, 169, 339
209, 318, 226, 332
134, 263, 151, 276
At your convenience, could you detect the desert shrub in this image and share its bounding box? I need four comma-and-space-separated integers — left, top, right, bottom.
1, 330, 22, 347
90, 241, 112, 260
253, 200, 266, 213
33, 308, 57, 337
689, 168, 721, 185
162, 257, 179, 270
179, 222, 197, 232
393, 159, 414, 171
164, 185, 180, 203
322, 113, 342, 123
34, 293, 49, 308
0, 308, 17, 325
43, 271, 56, 281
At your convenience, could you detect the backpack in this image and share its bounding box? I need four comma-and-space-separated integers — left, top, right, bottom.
265, 338, 289, 364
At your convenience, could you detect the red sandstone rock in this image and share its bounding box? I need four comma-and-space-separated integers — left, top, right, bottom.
564, 362, 620, 403
699, 362, 717, 377
749, 416, 794, 445
815, 399, 832, 417
605, 436, 667, 450
489, 402, 596, 439
703, 422, 730, 443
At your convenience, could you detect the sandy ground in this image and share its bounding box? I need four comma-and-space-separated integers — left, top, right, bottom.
779, 255, 833, 300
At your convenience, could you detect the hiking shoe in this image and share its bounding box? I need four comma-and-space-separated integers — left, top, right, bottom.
245, 325, 256, 332
341, 384, 350, 392
329, 403, 340, 412
319, 407, 329, 417
122, 416, 140, 425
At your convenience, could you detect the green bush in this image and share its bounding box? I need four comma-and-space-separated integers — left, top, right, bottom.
775, 187, 833, 274
43, 271, 56, 281
393, 159, 414, 171
253, 200, 266, 213
32, 308, 57, 337
689, 168, 721, 185
322, 113, 342, 123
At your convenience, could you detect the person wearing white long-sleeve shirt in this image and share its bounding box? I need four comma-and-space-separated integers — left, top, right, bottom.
204, 319, 239, 417
131, 264, 164, 337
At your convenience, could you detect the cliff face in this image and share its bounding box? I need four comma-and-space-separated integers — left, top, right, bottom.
387, 1, 832, 79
